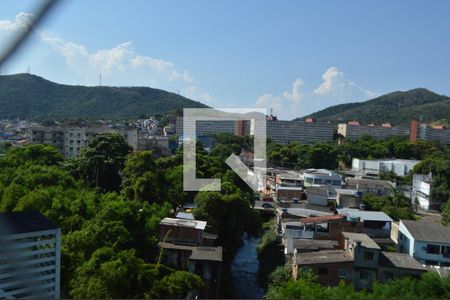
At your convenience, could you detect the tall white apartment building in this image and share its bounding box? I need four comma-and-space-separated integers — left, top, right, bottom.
0, 211, 61, 299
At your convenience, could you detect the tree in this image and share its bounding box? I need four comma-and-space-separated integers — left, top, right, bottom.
193, 190, 260, 252
121, 151, 165, 204
442, 198, 450, 225
66, 133, 132, 191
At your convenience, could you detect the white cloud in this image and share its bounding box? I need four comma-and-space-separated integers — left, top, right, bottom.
255, 78, 305, 119
314, 67, 376, 99
0, 12, 34, 32
0, 12, 213, 104
256, 67, 378, 120
283, 78, 304, 103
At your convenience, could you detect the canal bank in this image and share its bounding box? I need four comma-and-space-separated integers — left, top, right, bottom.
231, 233, 265, 299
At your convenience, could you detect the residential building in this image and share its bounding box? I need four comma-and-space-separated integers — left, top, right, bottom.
266, 168, 304, 201
351, 158, 419, 177
266, 119, 335, 145
335, 189, 362, 209
306, 186, 335, 207
176, 116, 335, 145
410, 120, 450, 144
276, 207, 333, 236
344, 177, 395, 196
137, 136, 171, 156
31, 124, 138, 158
158, 218, 222, 298
176, 117, 236, 137
337, 208, 393, 238
338, 122, 409, 140
398, 220, 450, 267
302, 169, 342, 188
412, 173, 436, 210
293, 231, 426, 288
0, 211, 61, 299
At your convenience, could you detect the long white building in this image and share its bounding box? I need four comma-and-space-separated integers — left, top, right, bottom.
176, 116, 335, 145
338, 122, 409, 140
351, 158, 419, 177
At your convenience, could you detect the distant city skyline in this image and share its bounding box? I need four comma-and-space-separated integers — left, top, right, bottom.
1, 0, 450, 119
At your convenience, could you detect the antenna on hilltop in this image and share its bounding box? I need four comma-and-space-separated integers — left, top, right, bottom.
99, 73, 102, 86
27, 66, 30, 74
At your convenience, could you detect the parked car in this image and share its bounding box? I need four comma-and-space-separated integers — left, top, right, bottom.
262, 202, 274, 209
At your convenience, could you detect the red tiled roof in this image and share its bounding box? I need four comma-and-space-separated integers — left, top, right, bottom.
300, 214, 343, 224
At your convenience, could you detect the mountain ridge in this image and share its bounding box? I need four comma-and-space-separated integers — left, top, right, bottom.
0, 73, 208, 120
301, 88, 450, 126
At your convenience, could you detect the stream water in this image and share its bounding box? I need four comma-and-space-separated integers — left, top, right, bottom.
231, 234, 265, 299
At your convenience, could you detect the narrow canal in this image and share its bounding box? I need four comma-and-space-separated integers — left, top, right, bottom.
231, 233, 265, 299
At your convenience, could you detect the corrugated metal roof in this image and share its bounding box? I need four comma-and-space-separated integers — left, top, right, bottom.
337, 208, 393, 222
401, 220, 450, 244
380, 251, 427, 271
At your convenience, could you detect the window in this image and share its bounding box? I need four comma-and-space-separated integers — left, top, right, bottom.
318, 267, 328, 275
313, 178, 322, 185
426, 244, 440, 255
333, 180, 341, 186
305, 177, 313, 184
364, 251, 374, 260
443, 246, 450, 258
338, 269, 348, 279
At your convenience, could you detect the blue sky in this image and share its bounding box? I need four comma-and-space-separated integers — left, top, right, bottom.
1, 0, 450, 119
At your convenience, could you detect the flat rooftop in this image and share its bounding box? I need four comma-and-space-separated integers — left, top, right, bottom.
190, 246, 223, 262
335, 188, 358, 196
302, 168, 339, 176
160, 217, 207, 230
277, 207, 332, 218
296, 250, 353, 265
158, 242, 222, 262
343, 232, 381, 249
292, 239, 338, 251
175, 212, 195, 220
345, 178, 394, 189
0, 210, 58, 236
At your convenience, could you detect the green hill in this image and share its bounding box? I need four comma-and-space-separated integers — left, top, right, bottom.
0, 73, 207, 120
302, 88, 450, 126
